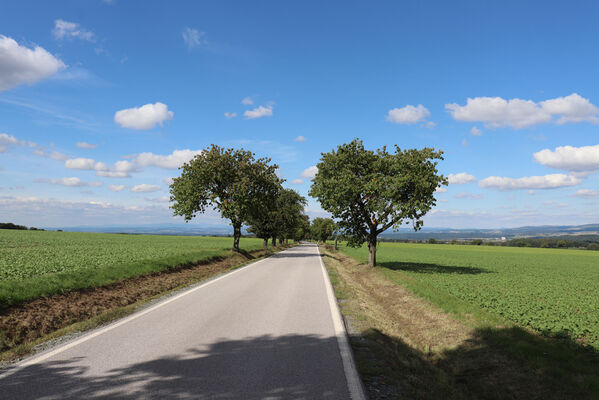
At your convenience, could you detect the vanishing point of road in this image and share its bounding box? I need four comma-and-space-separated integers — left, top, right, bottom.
0, 243, 365, 399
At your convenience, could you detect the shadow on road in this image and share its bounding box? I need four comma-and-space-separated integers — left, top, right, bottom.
2, 334, 349, 399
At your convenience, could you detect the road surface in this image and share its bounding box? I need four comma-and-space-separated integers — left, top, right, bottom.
0, 243, 364, 399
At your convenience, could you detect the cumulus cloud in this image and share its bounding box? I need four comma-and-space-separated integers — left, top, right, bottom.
224, 112, 237, 119
478, 174, 581, 190
114, 102, 174, 130
533, 144, 599, 172
294, 136, 307, 142
0, 36, 65, 92
244, 105, 273, 119
182, 28, 205, 50
435, 187, 448, 193
241, 97, 253, 105
145, 196, 170, 203
65, 157, 101, 170
108, 184, 126, 192
64, 157, 137, 178
291, 178, 304, 185
470, 126, 482, 136
386, 104, 430, 124
447, 172, 476, 185
0, 133, 19, 152
574, 189, 598, 198
131, 184, 161, 193
36, 177, 102, 187
136, 149, 202, 169
446, 93, 599, 129
53, 19, 95, 42
300, 166, 318, 179
76, 141, 97, 149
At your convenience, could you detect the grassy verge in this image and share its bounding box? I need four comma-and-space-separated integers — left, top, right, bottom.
0, 245, 291, 364
321, 246, 599, 400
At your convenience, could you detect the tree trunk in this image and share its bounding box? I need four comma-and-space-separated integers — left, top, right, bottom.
278, 237, 283, 245
271, 236, 277, 247
232, 222, 241, 252
368, 238, 377, 267
263, 238, 269, 253
334, 235, 338, 250
285, 238, 289, 245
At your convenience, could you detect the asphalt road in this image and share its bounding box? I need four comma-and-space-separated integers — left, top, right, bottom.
0, 243, 364, 399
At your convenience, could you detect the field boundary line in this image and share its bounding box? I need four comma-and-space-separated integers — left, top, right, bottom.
0, 250, 279, 380
317, 245, 367, 400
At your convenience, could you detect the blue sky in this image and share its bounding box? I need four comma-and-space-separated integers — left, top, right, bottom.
1, 0, 598, 229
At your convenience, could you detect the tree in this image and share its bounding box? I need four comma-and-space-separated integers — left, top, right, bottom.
294, 214, 311, 241
311, 217, 336, 243
170, 145, 280, 252
274, 189, 307, 244
309, 139, 446, 266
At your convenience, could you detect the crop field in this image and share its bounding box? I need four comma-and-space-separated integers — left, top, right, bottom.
339, 243, 599, 349
0, 229, 263, 307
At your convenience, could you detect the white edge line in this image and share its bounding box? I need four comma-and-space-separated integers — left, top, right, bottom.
317, 245, 367, 400
0, 253, 274, 380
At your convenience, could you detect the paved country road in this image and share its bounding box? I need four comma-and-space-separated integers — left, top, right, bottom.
0, 244, 365, 399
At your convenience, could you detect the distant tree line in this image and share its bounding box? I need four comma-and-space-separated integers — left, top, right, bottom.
379, 236, 599, 251
0, 222, 44, 231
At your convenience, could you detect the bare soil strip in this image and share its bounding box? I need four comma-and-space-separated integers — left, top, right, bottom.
321, 246, 599, 400
0, 247, 288, 362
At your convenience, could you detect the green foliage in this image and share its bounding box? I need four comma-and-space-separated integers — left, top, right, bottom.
311, 217, 336, 242
0, 230, 263, 307
0, 223, 28, 230
169, 145, 281, 249
309, 138, 446, 265
340, 242, 599, 349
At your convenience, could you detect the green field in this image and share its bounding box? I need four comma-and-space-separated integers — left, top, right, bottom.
339, 242, 599, 349
0, 230, 263, 308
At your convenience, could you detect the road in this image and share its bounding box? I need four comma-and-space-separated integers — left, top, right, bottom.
0, 243, 364, 399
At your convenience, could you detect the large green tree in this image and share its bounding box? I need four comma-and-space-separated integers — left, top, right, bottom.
169, 145, 280, 252
309, 139, 446, 266
310, 217, 336, 243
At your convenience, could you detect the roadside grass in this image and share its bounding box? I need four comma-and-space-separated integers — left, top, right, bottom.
0, 230, 264, 308
0, 245, 290, 364
321, 246, 599, 400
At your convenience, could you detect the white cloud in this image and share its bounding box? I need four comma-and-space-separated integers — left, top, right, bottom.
539, 93, 599, 124
33, 149, 69, 161
136, 149, 202, 169
131, 184, 161, 193
454, 192, 483, 199
241, 97, 254, 105
470, 126, 482, 136
300, 166, 318, 179
36, 177, 102, 187
479, 174, 581, 190
294, 135, 307, 142
0, 133, 19, 152
96, 171, 129, 178
0, 36, 65, 92
114, 102, 174, 130
52, 19, 95, 42
574, 189, 598, 198
65, 157, 101, 170
423, 121, 437, 129
76, 141, 97, 149
446, 93, 599, 129
108, 184, 126, 192
224, 112, 237, 119
447, 172, 476, 185
435, 187, 448, 193
182, 28, 205, 50
164, 177, 175, 185
386, 104, 430, 124
244, 105, 273, 119
291, 178, 304, 185
533, 144, 599, 172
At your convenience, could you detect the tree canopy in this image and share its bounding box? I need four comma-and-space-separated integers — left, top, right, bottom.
309, 138, 446, 266
310, 217, 336, 243
169, 144, 281, 251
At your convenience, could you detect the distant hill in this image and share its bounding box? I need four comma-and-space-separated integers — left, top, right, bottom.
379, 224, 599, 241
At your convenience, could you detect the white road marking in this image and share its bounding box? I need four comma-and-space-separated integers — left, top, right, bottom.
318, 246, 367, 400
